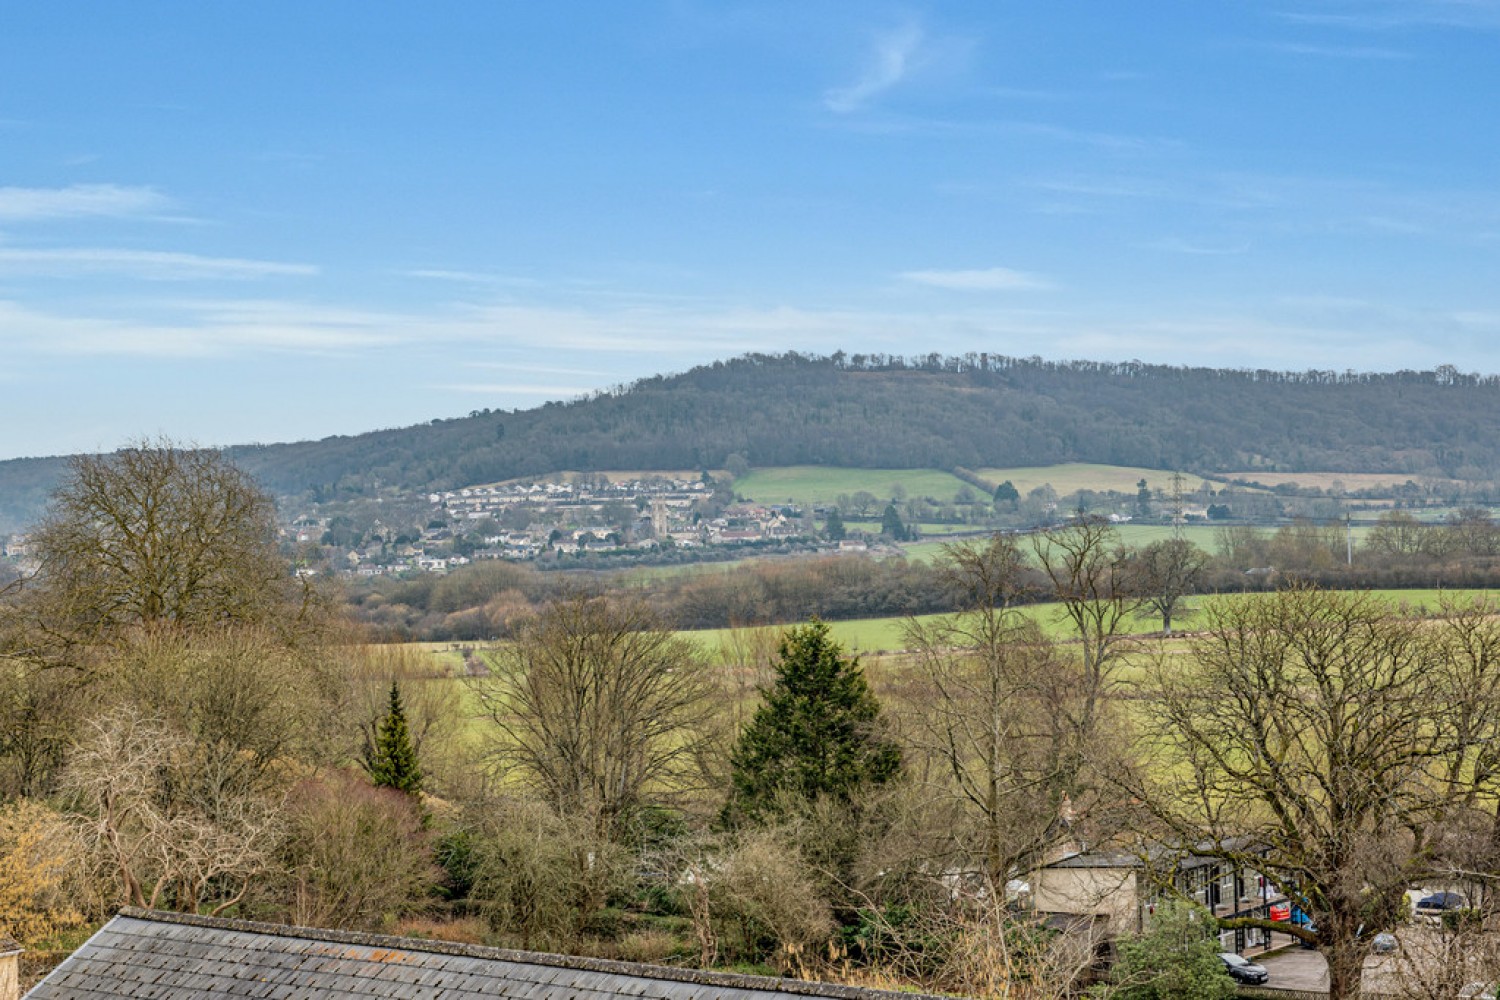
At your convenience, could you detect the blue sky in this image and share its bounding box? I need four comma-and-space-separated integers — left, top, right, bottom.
4, 1, 1500, 460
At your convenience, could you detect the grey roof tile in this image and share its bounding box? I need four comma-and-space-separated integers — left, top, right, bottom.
26, 910, 946, 1000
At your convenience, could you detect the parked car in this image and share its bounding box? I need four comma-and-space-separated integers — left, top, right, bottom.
1371, 933, 1398, 955
1218, 953, 1269, 985
1413, 891, 1468, 921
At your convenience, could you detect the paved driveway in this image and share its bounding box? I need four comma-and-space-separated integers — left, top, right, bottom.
1256, 946, 1331, 992
1255, 930, 1439, 995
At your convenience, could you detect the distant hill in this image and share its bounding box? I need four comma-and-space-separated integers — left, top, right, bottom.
4, 352, 1499, 531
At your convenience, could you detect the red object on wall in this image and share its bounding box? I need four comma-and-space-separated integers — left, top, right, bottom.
1270, 904, 1290, 922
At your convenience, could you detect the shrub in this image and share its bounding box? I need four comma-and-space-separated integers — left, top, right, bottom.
0, 798, 87, 945
276, 772, 441, 930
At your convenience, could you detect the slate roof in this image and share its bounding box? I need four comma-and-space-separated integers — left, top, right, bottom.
1041, 836, 1262, 871
26, 909, 940, 1000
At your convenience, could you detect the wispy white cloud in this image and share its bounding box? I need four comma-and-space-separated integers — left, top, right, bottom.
1276, 294, 1376, 310
899, 266, 1053, 291
463, 361, 619, 377
0, 299, 398, 357
824, 22, 925, 113
1142, 237, 1251, 255
1267, 41, 1413, 58
825, 113, 1177, 153
1276, 2, 1500, 32
0, 248, 317, 280
402, 268, 541, 287
6, 286, 1499, 382
0, 184, 170, 221
1452, 310, 1500, 328
1027, 169, 1500, 242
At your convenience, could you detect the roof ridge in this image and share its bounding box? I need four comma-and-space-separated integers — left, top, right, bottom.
113, 908, 942, 1000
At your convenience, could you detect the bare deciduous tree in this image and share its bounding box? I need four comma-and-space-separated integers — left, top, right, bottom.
105, 628, 335, 816
0, 442, 331, 795
668, 825, 833, 976
844, 875, 1103, 999
27, 441, 311, 640
62, 707, 284, 917
1133, 538, 1208, 635
467, 797, 628, 951
1031, 518, 1141, 752
278, 772, 440, 931
1136, 586, 1500, 1000
903, 536, 1082, 896
475, 594, 717, 840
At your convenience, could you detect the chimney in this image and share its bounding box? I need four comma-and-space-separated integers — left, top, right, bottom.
0, 936, 21, 1000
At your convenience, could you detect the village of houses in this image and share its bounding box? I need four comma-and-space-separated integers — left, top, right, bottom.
286, 475, 856, 579
1, 475, 884, 583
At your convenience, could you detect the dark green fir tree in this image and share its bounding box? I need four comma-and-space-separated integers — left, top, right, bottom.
369, 681, 423, 796
880, 503, 907, 541
724, 619, 901, 825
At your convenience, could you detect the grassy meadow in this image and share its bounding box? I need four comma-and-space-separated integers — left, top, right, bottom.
410, 587, 1500, 759
733, 466, 974, 506
974, 463, 1228, 495
683, 587, 1496, 656
412, 588, 1500, 669
733, 462, 1235, 507
897, 523, 1229, 564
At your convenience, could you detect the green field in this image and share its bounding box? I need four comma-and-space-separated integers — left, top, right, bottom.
846, 520, 980, 536
893, 523, 1228, 564
733, 466, 974, 506
680, 588, 1500, 656
1103, 523, 1220, 547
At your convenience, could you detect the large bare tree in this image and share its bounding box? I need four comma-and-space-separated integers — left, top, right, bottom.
21, 440, 313, 646
476, 594, 717, 840
903, 536, 1084, 895
0, 441, 330, 797
1031, 518, 1141, 787
1137, 587, 1500, 1000
1134, 537, 1208, 634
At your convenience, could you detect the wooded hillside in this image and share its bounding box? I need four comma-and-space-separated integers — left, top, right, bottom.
4, 352, 1499, 530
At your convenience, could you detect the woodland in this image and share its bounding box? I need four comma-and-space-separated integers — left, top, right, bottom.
7, 352, 1500, 530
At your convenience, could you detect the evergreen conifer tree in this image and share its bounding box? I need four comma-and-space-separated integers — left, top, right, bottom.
725, 619, 901, 825
880, 503, 907, 541
369, 681, 423, 796
825, 508, 846, 541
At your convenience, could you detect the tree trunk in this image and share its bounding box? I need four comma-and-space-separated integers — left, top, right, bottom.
1325, 940, 1365, 1000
